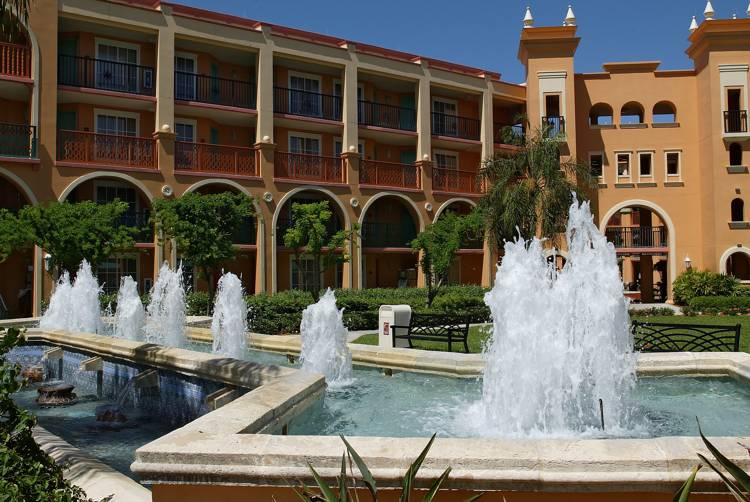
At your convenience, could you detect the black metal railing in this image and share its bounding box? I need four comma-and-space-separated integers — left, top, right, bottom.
274, 87, 341, 121
605, 226, 667, 248
58, 54, 155, 96
361, 221, 417, 248
724, 110, 748, 134
632, 321, 741, 352
542, 116, 565, 138
358, 100, 416, 131
0, 122, 36, 158
431, 112, 480, 140
233, 216, 256, 245
276, 217, 343, 246
174, 71, 255, 109
118, 209, 153, 243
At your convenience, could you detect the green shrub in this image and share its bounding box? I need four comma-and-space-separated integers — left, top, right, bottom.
97, 293, 149, 314
688, 295, 750, 315
628, 307, 676, 317
186, 291, 212, 316
432, 291, 490, 322
672, 270, 739, 305
246, 290, 313, 335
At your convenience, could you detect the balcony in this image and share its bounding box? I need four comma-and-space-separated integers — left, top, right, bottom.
358, 100, 416, 131
175, 142, 257, 177
361, 221, 417, 248
58, 54, 155, 96
0, 122, 36, 158
118, 209, 153, 243
57, 130, 157, 170
431, 112, 480, 140
274, 87, 341, 121
274, 151, 343, 183
174, 71, 255, 109
494, 122, 524, 146
542, 116, 565, 138
0, 42, 30, 79
276, 217, 341, 246
233, 216, 256, 245
605, 226, 667, 249
359, 160, 420, 189
432, 167, 481, 194
724, 110, 748, 134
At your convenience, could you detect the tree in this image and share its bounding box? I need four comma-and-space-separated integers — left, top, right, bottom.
20, 201, 136, 277
283, 201, 357, 302
0, 0, 30, 44
0, 208, 31, 262
152, 192, 254, 299
478, 127, 594, 250
411, 210, 484, 307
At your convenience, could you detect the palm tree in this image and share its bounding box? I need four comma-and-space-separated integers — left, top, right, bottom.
478, 126, 594, 250
1, 0, 31, 43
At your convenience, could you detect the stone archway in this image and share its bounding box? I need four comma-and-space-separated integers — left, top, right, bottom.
720, 246, 750, 281
0, 174, 36, 316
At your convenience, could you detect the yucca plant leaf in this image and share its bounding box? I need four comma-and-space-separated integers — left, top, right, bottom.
699, 422, 750, 492
462, 495, 485, 502
338, 453, 348, 502
340, 436, 377, 501
400, 434, 437, 502
673, 464, 701, 502
308, 462, 339, 502
293, 486, 316, 502
697, 454, 750, 502
422, 467, 451, 502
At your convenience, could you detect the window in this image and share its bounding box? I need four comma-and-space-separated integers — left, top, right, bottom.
289, 73, 322, 116
432, 98, 458, 136
97, 257, 137, 294
175, 122, 196, 142
666, 151, 681, 177
96, 184, 137, 208
589, 103, 613, 126
616, 153, 631, 179
732, 198, 745, 222
544, 94, 561, 118
174, 54, 197, 100
289, 134, 321, 155
291, 257, 319, 292
730, 142, 743, 166
653, 101, 677, 123
620, 102, 645, 125
95, 40, 138, 93
95, 112, 137, 136
638, 152, 653, 178
589, 153, 603, 178
434, 151, 459, 170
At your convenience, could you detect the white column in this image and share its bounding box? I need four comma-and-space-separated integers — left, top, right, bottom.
342, 59, 359, 152
154, 17, 175, 133
416, 76, 432, 161
255, 36, 275, 144
481, 84, 494, 159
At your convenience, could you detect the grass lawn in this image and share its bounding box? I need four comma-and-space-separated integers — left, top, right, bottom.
351, 315, 750, 354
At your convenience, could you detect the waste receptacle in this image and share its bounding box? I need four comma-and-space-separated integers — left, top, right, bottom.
378, 305, 412, 348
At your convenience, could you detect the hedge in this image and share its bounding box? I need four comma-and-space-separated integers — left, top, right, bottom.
672, 270, 739, 305
687, 296, 750, 315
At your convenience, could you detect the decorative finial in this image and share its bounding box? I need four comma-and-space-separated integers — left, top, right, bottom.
747, 1, 750, 16
733, 11, 738, 19
689, 15, 699, 32
523, 6, 534, 28
565, 5, 576, 26
704, 0, 715, 20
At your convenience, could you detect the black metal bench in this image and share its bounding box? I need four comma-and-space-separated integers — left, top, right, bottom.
631, 321, 741, 352
391, 314, 471, 352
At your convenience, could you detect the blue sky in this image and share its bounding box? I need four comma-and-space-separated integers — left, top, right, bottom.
177, 0, 743, 83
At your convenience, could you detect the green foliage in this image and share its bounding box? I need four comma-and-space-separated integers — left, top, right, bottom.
20, 201, 136, 276
0, 0, 30, 44
0, 327, 91, 501
0, 208, 31, 262
672, 270, 739, 305
411, 210, 484, 306
478, 127, 594, 248
98, 292, 149, 313
246, 290, 313, 335
152, 192, 254, 297
283, 201, 358, 302
628, 307, 676, 317
185, 291, 211, 316
687, 296, 750, 316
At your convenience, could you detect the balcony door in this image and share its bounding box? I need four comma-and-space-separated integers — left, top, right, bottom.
289, 74, 321, 117
289, 134, 321, 180
432, 98, 457, 136
289, 134, 320, 156
96, 41, 138, 93
175, 54, 197, 101
95, 111, 139, 164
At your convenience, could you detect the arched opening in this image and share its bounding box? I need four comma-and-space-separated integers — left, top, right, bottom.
275, 189, 347, 292
589, 103, 614, 126
361, 194, 420, 288
732, 198, 745, 222
727, 252, 750, 281
0, 176, 33, 317
620, 102, 645, 125
652, 101, 677, 124
730, 143, 743, 167
65, 176, 154, 295
604, 206, 669, 303
435, 200, 482, 285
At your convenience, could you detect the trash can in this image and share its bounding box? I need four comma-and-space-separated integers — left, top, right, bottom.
378, 305, 412, 348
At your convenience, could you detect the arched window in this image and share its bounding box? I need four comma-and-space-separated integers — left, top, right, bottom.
727, 252, 750, 281
732, 198, 745, 222
589, 103, 614, 126
730, 143, 743, 166
652, 101, 677, 124
620, 102, 645, 125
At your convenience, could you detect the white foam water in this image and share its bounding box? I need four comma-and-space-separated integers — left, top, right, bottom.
211, 272, 248, 359
467, 196, 637, 438
143, 262, 186, 348
113, 276, 145, 341
299, 289, 353, 388
40, 260, 102, 334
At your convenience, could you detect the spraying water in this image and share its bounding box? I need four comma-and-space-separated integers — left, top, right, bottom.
113, 276, 145, 341
472, 196, 637, 438
299, 289, 353, 387
143, 262, 186, 348
211, 272, 247, 359
40, 260, 102, 334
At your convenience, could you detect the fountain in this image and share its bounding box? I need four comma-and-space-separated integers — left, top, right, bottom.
143, 262, 186, 348
299, 289, 353, 387
211, 272, 248, 359
472, 196, 637, 437
113, 276, 145, 341
40, 260, 102, 334
36, 383, 77, 406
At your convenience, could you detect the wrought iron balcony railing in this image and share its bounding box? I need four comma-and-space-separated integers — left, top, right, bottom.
431, 112, 481, 140
432, 167, 482, 194
57, 129, 157, 169
0, 122, 36, 158
359, 159, 420, 189
542, 116, 565, 138
358, 100, 416, 131
174, 71, 256, 109
274, 151, 343, 183
0, 42, 31, 78
361, 221, 417, 248
175, 141, 257, 177
724, 110, 748, 134
58, 54, 155, 96
605, 226, 667, 249
274, 87, 341, 121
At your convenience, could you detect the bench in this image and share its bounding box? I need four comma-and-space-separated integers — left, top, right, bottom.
631, 321, 741, 352
391, 314, 471, 353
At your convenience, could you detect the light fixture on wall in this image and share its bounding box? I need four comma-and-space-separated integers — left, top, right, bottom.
263, 192, 273, 203
424, 202, 433, 212
161, 185, 173, 197
684, 255, 692, 270
350, 198, 359, 208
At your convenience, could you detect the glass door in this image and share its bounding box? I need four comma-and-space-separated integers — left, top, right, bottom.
96, 43, 138, 92
175, 55, 197, 101
289, 75, 321, 117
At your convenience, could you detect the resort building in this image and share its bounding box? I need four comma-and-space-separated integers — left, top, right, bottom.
0, 0, 748, 316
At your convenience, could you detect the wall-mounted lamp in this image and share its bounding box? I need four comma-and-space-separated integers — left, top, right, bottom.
684, 255, 692, 270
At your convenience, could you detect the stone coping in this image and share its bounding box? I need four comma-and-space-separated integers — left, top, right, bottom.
34, 426, 151, 502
